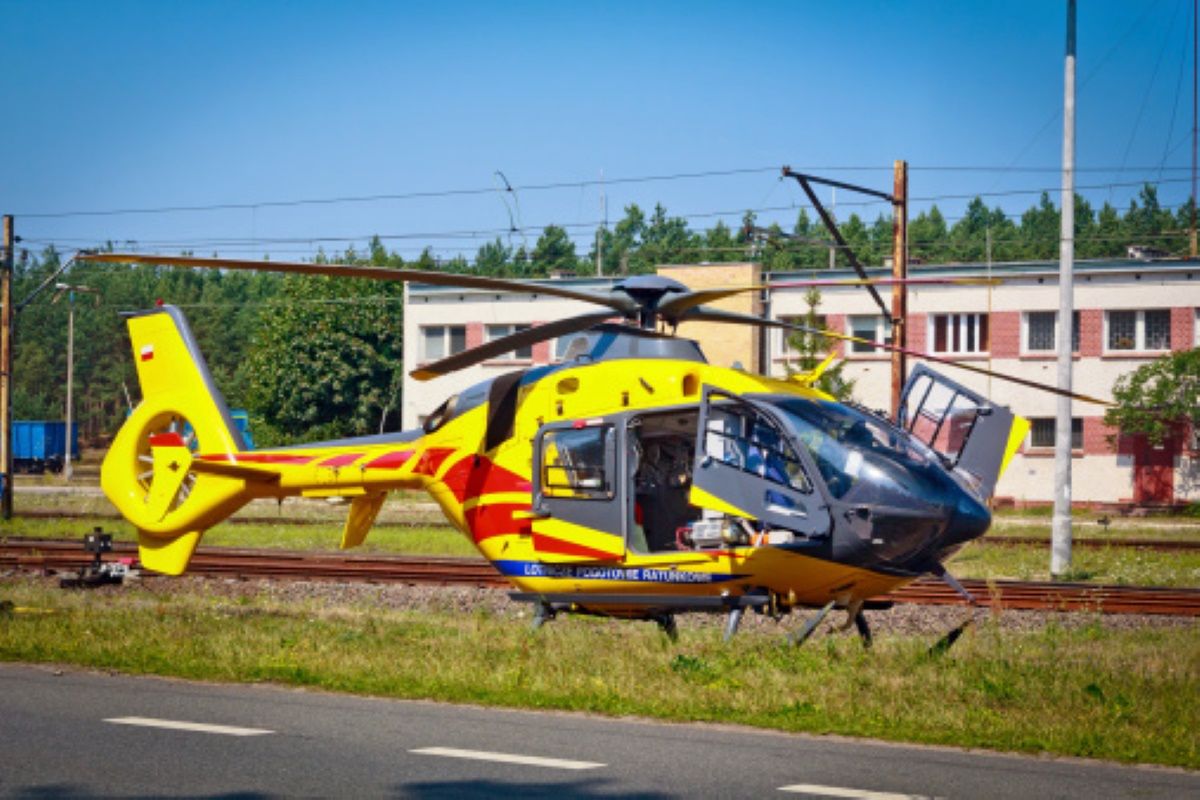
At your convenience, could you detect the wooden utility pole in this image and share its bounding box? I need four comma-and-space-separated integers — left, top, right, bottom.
890, 161, 909, 416
1, 216, 13, 520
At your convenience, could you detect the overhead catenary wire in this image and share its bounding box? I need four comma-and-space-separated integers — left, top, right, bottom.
11, 166, 1196, 219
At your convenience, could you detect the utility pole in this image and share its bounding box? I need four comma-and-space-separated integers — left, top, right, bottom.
0, 217, 13, 520
52, 283, 99, 481
890, 161, 908, 417
596, 170, 606, 276
1192, 0, 1197, 257
1052, 0, 1076, 578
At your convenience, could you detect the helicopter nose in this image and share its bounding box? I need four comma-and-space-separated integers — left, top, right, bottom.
942, 488, 991, 547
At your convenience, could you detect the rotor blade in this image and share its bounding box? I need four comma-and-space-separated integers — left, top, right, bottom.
655, 276, 1002, 322
680, 306, 1115, 407
78, 252, 637, 314
655, 286, 768, 321
410, 310, 618, 381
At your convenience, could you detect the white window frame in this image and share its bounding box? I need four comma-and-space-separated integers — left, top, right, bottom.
1021, 310, 1080, 354
846, 315, 892, 355
419, 325, 467, 362
928, 313, 989, 355
485, 323, 533, 360
1103, 309, 1171, 353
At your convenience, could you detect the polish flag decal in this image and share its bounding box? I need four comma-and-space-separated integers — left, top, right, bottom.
140, 344, 155, 362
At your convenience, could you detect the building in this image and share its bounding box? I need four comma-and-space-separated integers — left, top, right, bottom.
403, 258, 1200, 507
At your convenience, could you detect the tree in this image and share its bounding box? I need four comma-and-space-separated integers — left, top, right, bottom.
783, 287, 855, 400
245, 263, 404, 445
1104, 348, 1200, 445
530, 225, 577, 276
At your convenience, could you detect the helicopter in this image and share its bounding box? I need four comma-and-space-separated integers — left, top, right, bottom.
79, 251, 1050, 647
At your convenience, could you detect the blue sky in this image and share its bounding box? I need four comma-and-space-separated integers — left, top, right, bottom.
2, 0, 1193, 262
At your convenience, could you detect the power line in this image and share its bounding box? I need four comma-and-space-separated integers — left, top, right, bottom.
13, 165, 1196, 220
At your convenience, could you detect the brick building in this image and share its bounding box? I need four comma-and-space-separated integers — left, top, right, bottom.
403, 258, 1200, 507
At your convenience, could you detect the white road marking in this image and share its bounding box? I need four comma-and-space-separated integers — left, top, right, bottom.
410, 746, 604, 771
778, 785, 933, 800
104, 717, 274, 737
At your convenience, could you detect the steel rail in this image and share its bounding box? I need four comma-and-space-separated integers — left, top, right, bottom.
3, 539, 1198, 616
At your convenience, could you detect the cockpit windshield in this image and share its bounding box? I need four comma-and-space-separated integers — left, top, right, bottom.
768, 397, 934, 499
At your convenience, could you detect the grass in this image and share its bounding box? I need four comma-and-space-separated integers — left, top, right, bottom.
949, 540, 1200, 587
0, 515, 478, 558
0, 576, 1197, 768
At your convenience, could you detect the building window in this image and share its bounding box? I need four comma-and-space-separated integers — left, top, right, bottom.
420, 325, 466, 361
930, 313, 988, 354
1024, 311, 1080, 353
485, 323, 532, 359
1105, 309, 1170, 352
847, 315, 892, 354
1029, 417, 1083, 450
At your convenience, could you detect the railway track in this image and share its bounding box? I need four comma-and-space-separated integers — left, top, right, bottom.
14, 510, 1200, 550
4, 538, 1199, 616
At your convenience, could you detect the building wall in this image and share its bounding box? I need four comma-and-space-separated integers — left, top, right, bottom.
659, 262, 762, 371
403, 261, 1200, 504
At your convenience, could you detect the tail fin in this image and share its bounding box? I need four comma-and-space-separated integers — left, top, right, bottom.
101, 305, 252, 575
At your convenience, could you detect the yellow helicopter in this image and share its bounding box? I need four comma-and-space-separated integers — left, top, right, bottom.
81, 252, 1044, 646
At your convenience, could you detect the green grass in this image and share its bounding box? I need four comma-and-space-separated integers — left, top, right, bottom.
1, 576, 1196, 768
950, 540, 1200, 587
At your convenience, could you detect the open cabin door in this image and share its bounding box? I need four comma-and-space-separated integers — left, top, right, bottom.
690, 388, 831, 537
897, 364, 1028, 499
531, 419, 626, 563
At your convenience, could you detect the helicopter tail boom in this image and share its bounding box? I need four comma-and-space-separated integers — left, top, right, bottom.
101, 306, 256, 574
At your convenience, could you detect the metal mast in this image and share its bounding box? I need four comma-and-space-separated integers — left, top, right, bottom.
1052, 0, 1077, 577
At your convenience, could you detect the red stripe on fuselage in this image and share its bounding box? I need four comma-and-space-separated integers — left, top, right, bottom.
412, 447, 455, 477
464, 503, 533, 542
362, 450, 413, 470
531, 533, 622, 561
440, 456, 533, 504
318, 453, 364, 468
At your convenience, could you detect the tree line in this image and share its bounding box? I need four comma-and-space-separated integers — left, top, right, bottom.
10, 184, 1191, 447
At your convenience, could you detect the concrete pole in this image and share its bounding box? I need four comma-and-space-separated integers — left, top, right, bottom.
64, 292, 74, 481
1052, 0, 1076, 577
1, 216, 13, 520
890, 160, 908, 417
1192, 0, 1197, 257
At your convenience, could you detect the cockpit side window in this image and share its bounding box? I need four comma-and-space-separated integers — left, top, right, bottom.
540, 425, 614, 500
702, 405, 812, 493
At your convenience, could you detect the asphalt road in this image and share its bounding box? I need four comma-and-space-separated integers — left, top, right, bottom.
0, 663, 1194, 799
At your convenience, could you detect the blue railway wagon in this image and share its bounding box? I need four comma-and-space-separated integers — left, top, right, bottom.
13, 421, 80, 473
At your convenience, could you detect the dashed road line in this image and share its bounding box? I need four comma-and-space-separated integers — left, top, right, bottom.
410, 746, 605, 771
104, 717, 274, 737
778, 784, 934, 800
